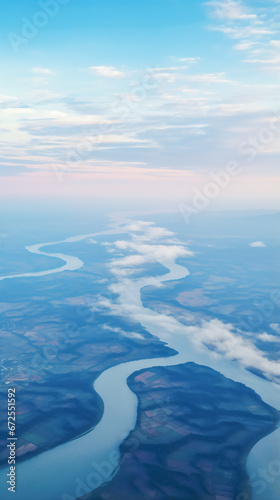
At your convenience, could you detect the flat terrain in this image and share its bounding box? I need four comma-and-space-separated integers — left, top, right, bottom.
89, 362, 279, 500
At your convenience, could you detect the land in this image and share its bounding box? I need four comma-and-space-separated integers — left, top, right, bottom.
87, 362, 279, 500
0, 249, 175, 466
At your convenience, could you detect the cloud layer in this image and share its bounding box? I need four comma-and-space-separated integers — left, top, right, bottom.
1, 0, 279, 209
93, 221, 280, 383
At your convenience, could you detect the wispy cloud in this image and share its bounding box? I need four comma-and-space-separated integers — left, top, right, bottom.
89, 66, 125, 78
205, 0, 279, 75
185, 72, 235, 84
234, 40, 257, 50
1, 1, 279, 207
205, 1, 257, 21
32, 67, 54, 75
178, 57, 201, 63
102, 324, 144, 340
108, 238, 192, 277
211, 25, 275, 39
257, 332, 280, 343
250, 241, 266, 247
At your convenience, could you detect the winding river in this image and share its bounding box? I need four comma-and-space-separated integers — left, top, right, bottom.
0, 223, 279, 500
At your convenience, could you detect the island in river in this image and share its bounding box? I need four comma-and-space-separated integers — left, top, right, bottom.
86, 362, 279, 500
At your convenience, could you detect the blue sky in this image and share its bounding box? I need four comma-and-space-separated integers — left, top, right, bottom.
0, 0, 279, 209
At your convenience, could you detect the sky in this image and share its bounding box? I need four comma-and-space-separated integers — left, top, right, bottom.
0, 0, 279, 211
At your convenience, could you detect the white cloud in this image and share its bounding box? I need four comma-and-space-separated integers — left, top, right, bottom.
123, 221, 154, 233
250, 241, 266, 247
179, 57, 200, 63
89, 66, 125, 78
109, 241, 192, 276
192, 319, 280, 379
102, 324, 144, 340
270, 40, 280, 47
205, 1, 257, 20
115, 241, 191, 259
185, 73, 234, 84
145, 64, 198, 83
205, 0, 279, 79
234, 40, 257, 50
105, 222, 192, 276
32, 67, 53, 75
244, 55, 280, 73
212, 26, 275, 39
148, 66, 187, 72
257, 332, 280, 343
132, 226, 174, 242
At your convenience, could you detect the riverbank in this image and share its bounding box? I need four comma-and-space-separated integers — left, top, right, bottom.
89, 362, 279, 500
